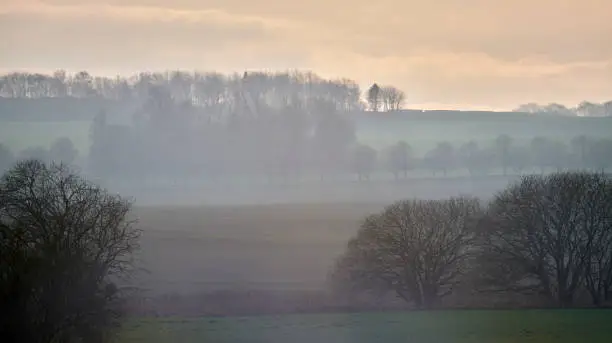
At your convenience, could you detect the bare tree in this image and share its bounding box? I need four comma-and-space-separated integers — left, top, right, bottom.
576, 101, 606, 117
604, 101, 612, 117
351, 144, 377, 181
495, 134, 513, 175
584, 176, 612, 305
457, 141, 495, 176
380, 86, 406, 111
423, 141, 455, 176
0, 160, 140, 342
477, 172, 612, 307
385, 141, 414, 179
570, 135, 589, 168
330, 197, 482, 309
366, 83, 381, 112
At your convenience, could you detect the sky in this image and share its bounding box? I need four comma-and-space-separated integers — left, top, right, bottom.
1, 0, 611, 110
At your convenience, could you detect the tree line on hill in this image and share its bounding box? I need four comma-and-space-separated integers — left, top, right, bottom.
514, 101, 612, 117
2, 70, 610, 117
1, 72, 611, 186
1, 93, 611, 185
331, 171, 612, 309
0, 70, 387, 113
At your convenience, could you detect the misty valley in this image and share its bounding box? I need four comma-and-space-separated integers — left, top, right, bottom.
1, 70, 612, 343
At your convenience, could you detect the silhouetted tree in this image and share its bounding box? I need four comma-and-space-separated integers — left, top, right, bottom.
380, 86, 406, 111
570, 135, 589, 168
366, 84, 381, 112
477, 172, 612, 307
88, 110, 137, 181
576, 101, 606, 117
312, 103, 357, 180
330, 197, 482, 309
604, 101, 612, 117
458, 141, 495, 176
351, 144, 377, 181
386, 141, 414, 179
424, 142, 455, 176
495, 134, 513, 175
0, 160, 140, 342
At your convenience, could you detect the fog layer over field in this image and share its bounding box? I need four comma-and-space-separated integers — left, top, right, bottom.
2, 71, 612, 314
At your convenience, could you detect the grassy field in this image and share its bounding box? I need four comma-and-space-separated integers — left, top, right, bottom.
126, 177, 513, 294
132, 203, 382, 294
118, 309, 612, 343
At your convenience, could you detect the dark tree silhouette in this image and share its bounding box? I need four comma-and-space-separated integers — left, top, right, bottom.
330, 197, 482, 309
458, 141, 495, 176
366, 83, 381, 112
386, 141, 414, 179
0, 160, 140, 342
351, 144, 377, 181
495, 134, 513, 175
380, 86, 406, 111
424, 142, 455, 176
570, 135, 589, 168
477, 172, 612, 307
312, 105, 356, 180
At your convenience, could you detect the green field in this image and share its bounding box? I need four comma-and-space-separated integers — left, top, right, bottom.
118, 310, 612, 343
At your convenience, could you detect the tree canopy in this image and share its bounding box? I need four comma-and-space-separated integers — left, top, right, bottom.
0, 160, 140, 343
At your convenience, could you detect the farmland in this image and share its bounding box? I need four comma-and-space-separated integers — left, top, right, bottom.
132, 202, 381, 294
118, 309, 612, 343
129, 173, 526, 294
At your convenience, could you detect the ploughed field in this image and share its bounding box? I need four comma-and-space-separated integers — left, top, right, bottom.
118, 309, 612, 343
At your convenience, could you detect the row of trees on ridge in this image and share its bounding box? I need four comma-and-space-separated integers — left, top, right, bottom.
0, 71, 407, 113
2, 130, 612, 186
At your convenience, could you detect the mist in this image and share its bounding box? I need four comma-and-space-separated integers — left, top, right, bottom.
1, 69, 612, 318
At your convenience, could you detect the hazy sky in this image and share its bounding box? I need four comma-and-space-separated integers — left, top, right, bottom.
1, 0, 611, 109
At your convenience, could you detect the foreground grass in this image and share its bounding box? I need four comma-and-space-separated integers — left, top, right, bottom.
118, 309, 612, 343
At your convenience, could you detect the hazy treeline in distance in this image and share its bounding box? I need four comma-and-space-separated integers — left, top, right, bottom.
1, 70, 611, 117
1, 69, 611, 207
1, 71, 611, 184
